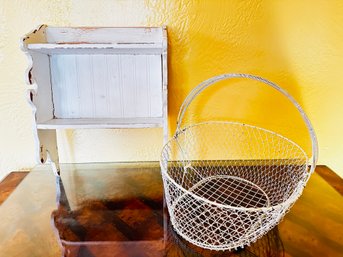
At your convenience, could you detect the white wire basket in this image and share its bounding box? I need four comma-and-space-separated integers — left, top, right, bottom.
160, 74, 318, 251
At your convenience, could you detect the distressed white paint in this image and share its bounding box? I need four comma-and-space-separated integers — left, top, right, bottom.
37, 118, 163, 129
27, 43, 164, 55
45, 27, 163, 44
22, 25, 168, 173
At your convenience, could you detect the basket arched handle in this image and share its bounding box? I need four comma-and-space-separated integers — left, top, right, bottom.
176, 73, 318, 174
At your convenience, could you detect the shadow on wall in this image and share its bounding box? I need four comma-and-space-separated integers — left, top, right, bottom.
146, 0, 312, 155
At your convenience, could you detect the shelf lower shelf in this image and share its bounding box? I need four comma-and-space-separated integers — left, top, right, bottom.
37, 118, 163, 129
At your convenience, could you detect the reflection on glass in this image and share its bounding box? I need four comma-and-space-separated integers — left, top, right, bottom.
51, 166, 284, 257
166, 224, 284, 257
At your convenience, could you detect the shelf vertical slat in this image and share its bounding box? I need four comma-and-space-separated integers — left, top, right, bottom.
74, 55, 82, 117
136, 56, 150, 117
89, 55, 96, 118
51, 55, 81, 118
105, 55, 111, 116
118, 55, 125, 118
121, 55, 136, 118
146, 56, 152, 117
51, 55, 67, 118
92, 55, 109, 118
149, 55, 163, 117
107, 55, 122, 118
133, 55, 138, 117
76, 55, 94, 118
64, 55, 79, 118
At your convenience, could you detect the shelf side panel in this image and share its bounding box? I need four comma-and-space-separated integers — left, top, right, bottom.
31, 52, 54, 123
50, 54, 163, 119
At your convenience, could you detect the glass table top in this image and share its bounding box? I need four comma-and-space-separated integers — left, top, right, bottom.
0, 163, 342, 257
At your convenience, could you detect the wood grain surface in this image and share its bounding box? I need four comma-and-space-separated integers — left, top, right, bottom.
0, 171, 28, 204
0, 164, 341, 257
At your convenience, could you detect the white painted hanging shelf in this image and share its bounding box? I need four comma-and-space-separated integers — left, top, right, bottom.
21, 25, 168, 175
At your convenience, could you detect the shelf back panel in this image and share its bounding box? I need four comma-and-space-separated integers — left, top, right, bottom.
50, 54, 163, 119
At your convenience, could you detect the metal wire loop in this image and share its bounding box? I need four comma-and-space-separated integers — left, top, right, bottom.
175, 73, 318, 170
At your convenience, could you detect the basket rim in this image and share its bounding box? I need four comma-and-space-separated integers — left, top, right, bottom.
160, 121, 310, 212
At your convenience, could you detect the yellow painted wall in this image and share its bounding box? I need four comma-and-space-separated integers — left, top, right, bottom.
0, 0, 342, 180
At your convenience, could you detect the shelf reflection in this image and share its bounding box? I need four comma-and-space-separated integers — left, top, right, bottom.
51, 170, 284, 257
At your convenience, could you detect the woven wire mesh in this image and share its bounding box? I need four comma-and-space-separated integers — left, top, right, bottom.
161, 122, 310, 250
